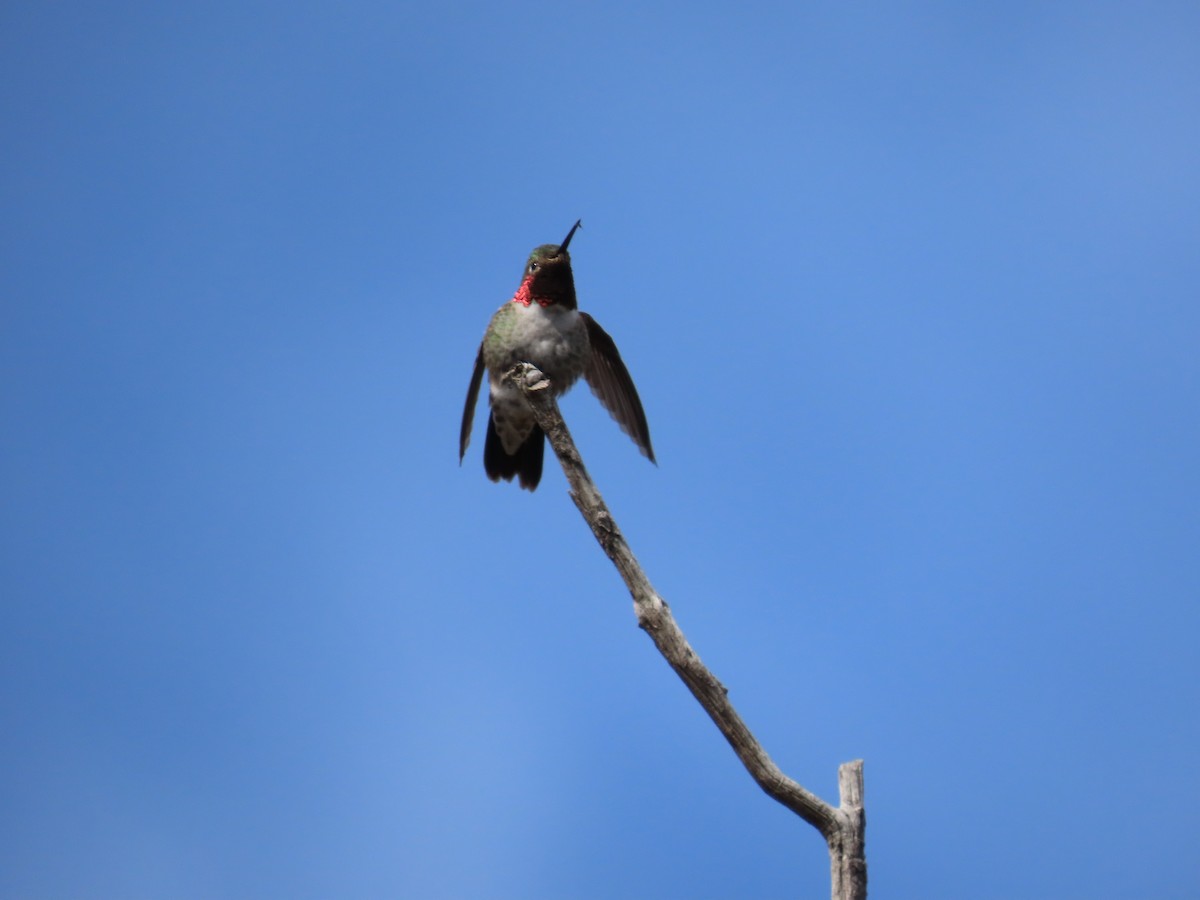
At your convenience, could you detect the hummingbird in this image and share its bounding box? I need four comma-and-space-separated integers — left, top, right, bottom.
459, 220, 655, 491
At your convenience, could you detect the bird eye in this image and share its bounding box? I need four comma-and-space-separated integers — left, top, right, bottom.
529, 262, 539, 272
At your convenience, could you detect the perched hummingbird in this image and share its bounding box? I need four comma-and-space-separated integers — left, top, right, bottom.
459, 220, 655, 491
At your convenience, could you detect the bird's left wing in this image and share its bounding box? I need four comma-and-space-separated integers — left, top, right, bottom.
581, 313, 656, 463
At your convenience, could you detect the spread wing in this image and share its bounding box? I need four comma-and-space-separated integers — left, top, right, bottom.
582, 313, 655, 463
459, 343, 486, 463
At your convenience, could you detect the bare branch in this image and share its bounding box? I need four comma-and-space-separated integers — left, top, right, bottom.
505, 363, 867, 899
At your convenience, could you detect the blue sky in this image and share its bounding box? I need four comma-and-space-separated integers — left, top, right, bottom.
2, 2, 1198, 897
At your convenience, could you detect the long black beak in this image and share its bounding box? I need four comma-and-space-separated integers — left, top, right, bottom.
558, 219, 582, 254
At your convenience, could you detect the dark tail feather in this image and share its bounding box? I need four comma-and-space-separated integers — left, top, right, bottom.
484, 417, 545, 491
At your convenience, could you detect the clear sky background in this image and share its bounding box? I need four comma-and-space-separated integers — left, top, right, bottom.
2, 2, 1198, 898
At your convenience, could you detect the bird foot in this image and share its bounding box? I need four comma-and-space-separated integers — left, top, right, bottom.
522, 364, 550, 392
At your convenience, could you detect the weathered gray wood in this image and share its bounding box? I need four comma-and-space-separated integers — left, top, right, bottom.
507, 363, 867, 900
832, 760, 867, 899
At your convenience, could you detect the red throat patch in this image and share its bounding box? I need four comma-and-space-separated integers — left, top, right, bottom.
511, 279, 554, 308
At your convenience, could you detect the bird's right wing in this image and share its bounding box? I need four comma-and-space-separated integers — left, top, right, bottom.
459, 343, 485, 463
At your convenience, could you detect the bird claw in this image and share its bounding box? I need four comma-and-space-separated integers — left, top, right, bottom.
522, 364, 550, 392
501, 363, 551, 393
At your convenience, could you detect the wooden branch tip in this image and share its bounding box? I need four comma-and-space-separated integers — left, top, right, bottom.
838, 759, 865, 810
